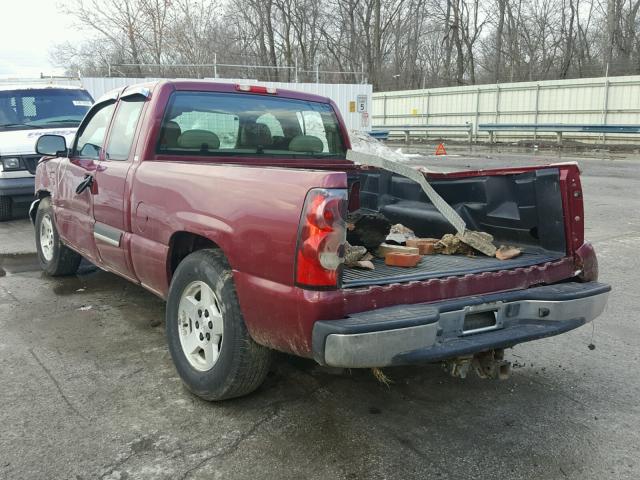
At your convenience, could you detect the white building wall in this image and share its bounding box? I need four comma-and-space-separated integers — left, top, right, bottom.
372, 75, 640, 143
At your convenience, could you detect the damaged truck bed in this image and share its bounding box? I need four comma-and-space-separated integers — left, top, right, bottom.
342, 163, 568, 287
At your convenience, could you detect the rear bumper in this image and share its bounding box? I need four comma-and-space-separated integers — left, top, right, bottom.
312, 282, 610, 368
0, 176, 35, 199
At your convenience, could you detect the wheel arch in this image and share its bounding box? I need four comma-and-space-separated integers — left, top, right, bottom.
29, 190, 51, 224
167, 230, 223, 284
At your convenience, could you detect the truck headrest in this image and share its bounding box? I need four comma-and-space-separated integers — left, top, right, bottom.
242, 123, 273, 147
288, 135, 324, 153
160, 121, 182, 148
177, 130, 220, 150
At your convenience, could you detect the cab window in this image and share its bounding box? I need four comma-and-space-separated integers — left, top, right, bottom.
105, 97, 145, 161
157, 92, 345, 158
74, 102, 116, 159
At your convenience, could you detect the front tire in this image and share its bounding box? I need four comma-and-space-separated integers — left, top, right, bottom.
166, 249, 272, 401
35, 197, 82, 276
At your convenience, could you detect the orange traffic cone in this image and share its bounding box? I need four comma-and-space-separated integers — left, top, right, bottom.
435, 143, 447, 156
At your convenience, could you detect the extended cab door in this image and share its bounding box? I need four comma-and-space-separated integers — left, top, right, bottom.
54, 100, 116, 260
91, 90, 147, 280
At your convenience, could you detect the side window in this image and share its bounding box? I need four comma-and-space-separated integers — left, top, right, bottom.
21, 96, 36, 118
74, 102, 115, 159
105, 98, 145, 161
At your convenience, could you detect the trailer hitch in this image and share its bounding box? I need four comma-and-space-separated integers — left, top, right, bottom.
443, 349, 511, 380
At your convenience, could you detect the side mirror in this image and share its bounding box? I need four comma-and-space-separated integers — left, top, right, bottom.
36, 135, 67, 157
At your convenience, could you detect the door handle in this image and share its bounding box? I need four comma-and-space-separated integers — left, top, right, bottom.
76, 174, 94, 195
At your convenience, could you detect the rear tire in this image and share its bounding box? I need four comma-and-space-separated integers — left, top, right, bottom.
0, 196, 12, 221
166, 249, 272, 401
35, 197, 82, 276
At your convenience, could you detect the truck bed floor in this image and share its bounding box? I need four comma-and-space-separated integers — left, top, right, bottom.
342, 249, 564, 288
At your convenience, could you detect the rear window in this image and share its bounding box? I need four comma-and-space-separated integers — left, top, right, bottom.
157, 92, 345, 158
0, 88, 93, 130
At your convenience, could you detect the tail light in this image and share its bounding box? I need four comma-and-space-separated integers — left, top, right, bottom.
295, 188, 348, 288
574, 241, 599, 282
235, 84, 277, 94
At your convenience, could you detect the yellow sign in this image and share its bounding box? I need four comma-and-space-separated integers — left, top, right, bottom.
349, 101, 356, 113
411, 108, 418, 115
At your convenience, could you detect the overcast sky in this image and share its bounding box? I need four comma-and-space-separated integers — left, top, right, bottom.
0, 1, 86, 77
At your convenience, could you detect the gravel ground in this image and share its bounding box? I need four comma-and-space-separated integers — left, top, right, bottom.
0, 149, 638, 479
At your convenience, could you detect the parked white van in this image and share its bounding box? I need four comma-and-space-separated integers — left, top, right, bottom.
0, 84, 93, 220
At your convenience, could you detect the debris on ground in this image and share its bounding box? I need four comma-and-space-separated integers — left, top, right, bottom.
78, 305, 93, 311
376, 243, 419, 258
386, 223, 416, 244
495, 245, 522, 260
344, 243, 375, 270
371, 367, 393, 386
406, 238, 438, 255
384, 251, 421, 267
347, 211, 392, 251
444, 349, 510, 380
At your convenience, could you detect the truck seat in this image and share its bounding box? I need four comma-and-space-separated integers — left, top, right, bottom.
288, 135, 324, 153
177, 130, 220, 151
241, 123, 273, 148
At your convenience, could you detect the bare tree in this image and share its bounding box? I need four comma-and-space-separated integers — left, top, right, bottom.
53, 0, 640, 90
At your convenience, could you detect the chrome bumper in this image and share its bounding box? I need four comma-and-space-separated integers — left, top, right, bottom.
312, 282, 610, 368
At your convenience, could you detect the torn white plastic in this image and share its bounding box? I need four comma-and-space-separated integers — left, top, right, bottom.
349, 129, 418, 164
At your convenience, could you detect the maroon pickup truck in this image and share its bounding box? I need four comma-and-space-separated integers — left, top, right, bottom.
31, 80, 609, 400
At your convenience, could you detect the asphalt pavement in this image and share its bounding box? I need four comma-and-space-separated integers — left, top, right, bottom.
0, 147, 638, 479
